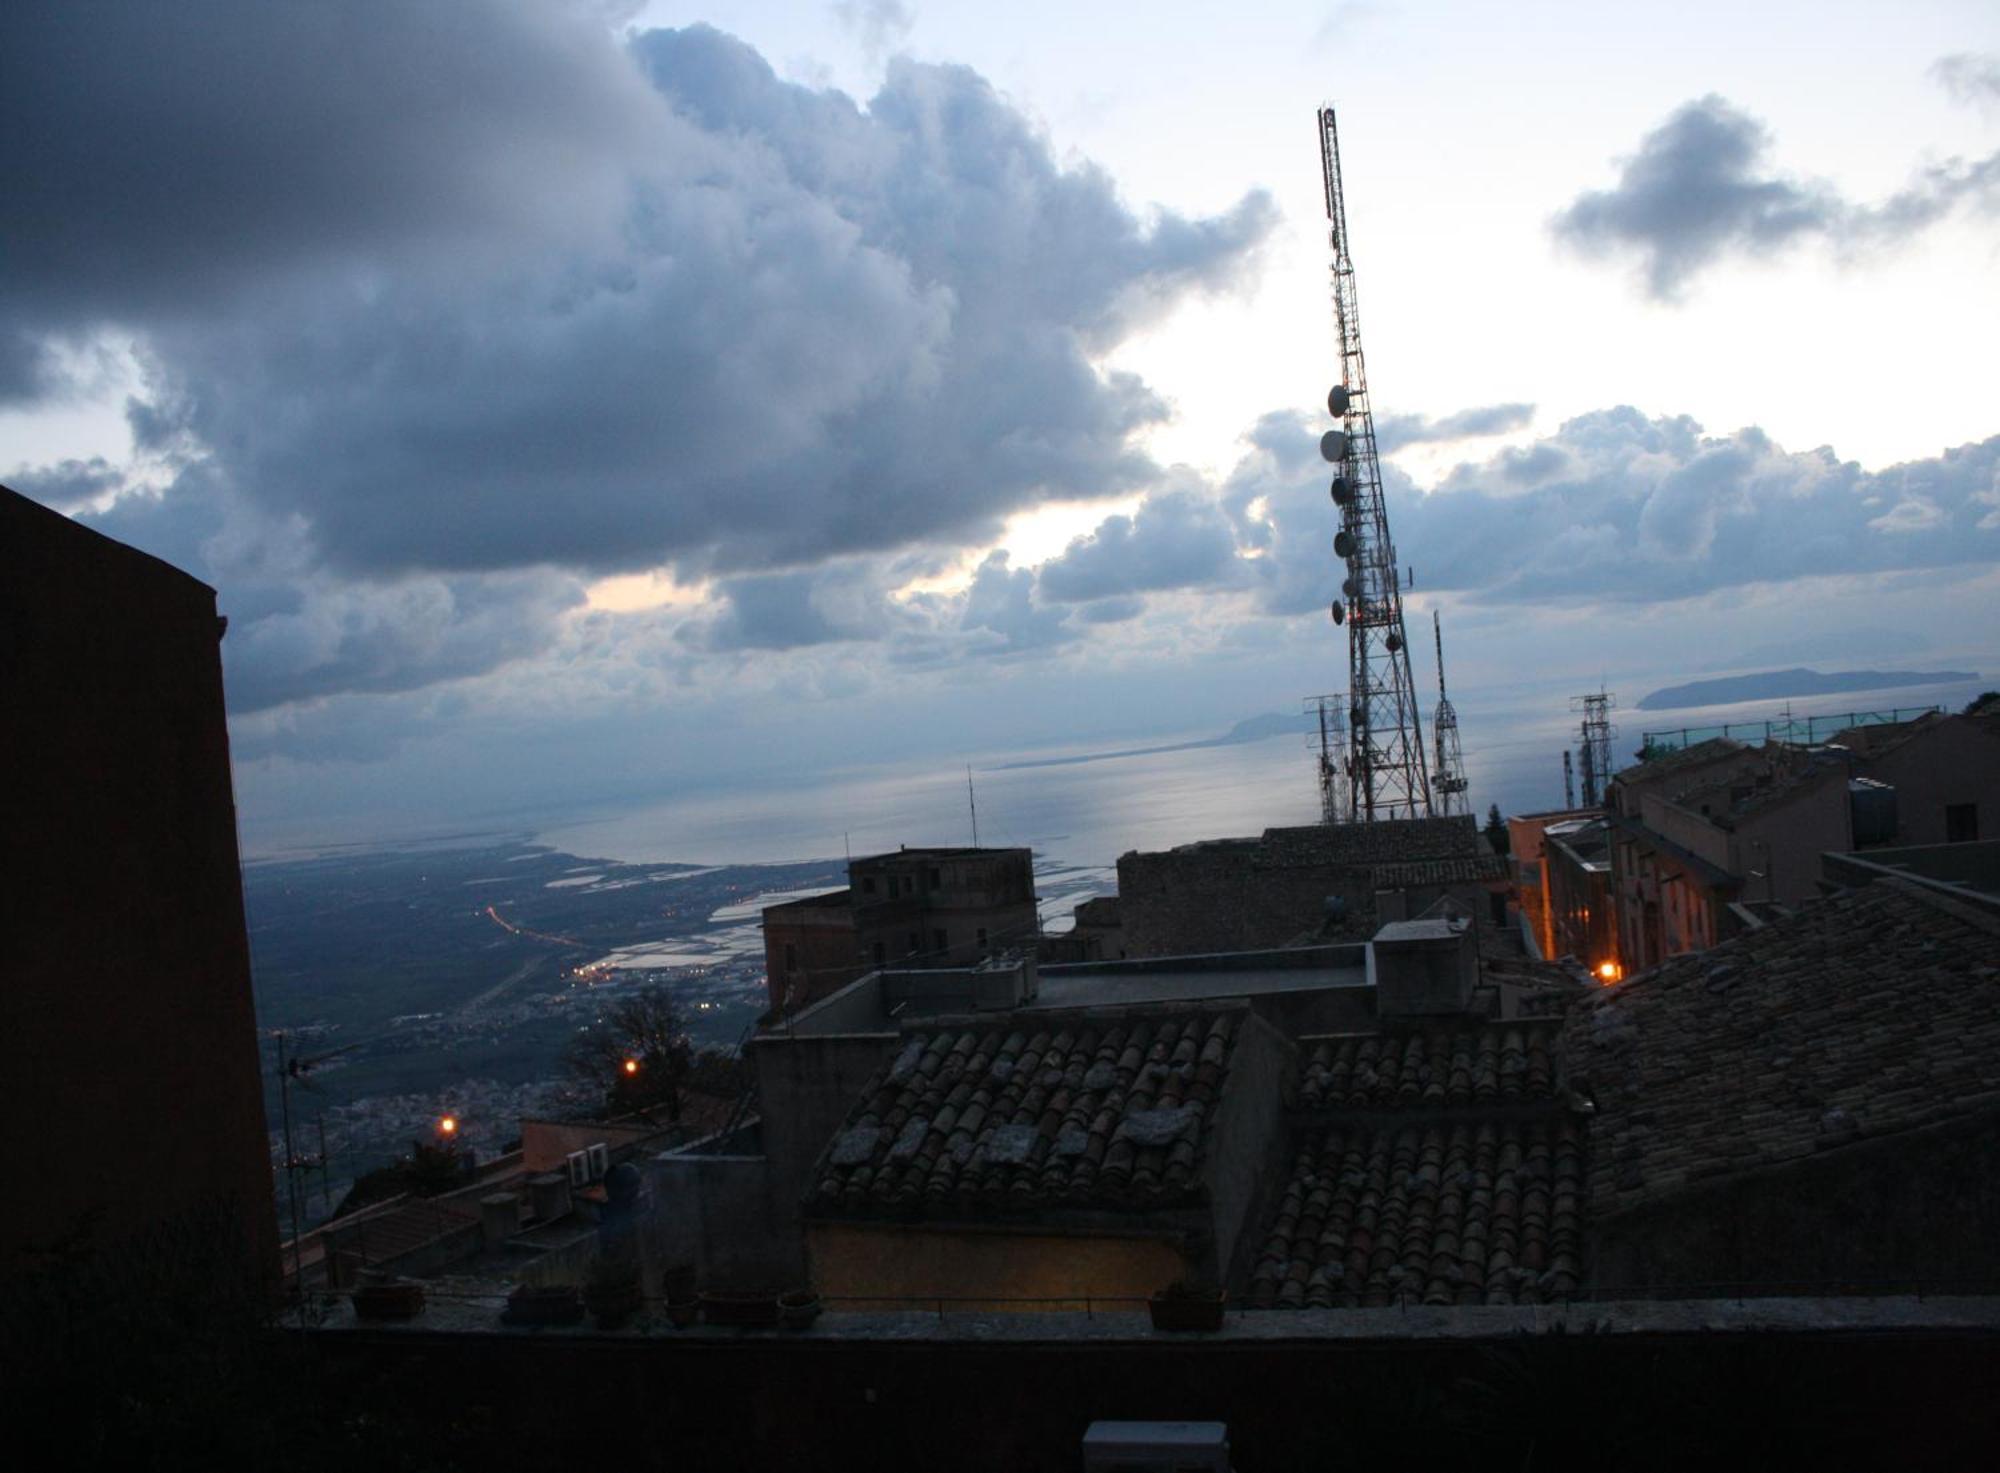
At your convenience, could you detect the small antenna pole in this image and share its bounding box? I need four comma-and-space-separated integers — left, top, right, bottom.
967, 766, 980, 847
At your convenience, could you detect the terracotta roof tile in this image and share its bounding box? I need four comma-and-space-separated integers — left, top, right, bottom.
1564, 880, 2000, 1218
1298, 1024, 1562, 1111
806, 1005, 1247, 1216
1247, 1119, 1586, 1308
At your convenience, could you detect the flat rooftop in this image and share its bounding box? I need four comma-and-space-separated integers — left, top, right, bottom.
310, 1293, 2000, 1343
1031, 947, 1367, 1011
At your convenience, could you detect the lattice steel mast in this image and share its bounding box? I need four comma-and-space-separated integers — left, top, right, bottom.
1305, 693, 1352, 824
1430, 611, 1469, 816
1573, 690, 1617, 807
1317, 107, 1431, 821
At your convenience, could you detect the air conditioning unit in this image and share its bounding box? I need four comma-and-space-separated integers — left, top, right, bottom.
565, 1149, 590, 1188
587, 1142, 610, 1179
1082, 1422, 1229, 1473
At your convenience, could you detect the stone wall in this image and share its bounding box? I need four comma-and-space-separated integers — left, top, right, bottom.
1591, 1111, 2000, 1297
1117, 817, 1484, 959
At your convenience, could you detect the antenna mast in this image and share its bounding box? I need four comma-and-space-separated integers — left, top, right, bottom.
1572, 690, 1617, 806
1317, 107, 1431, 821
966, 765, 980, 847
1430, 611, 1469, 816
1305, 694, 1351, 824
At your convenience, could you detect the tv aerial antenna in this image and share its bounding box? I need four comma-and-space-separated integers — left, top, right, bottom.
1430, 611, 1470, 816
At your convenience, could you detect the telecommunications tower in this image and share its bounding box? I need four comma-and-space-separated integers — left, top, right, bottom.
1429, 611, 1469, 816
1305, 693, 1352, 824
1573, 690, 1617, 806
1315, 107, 1431, 821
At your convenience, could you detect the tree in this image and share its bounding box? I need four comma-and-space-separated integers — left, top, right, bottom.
565, 985, 693, 1120
1483, 803, 1511, 856
1962, 691, 1999, 717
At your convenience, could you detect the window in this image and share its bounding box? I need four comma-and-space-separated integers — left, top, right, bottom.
1946, 803, 1979, 843
927, 867, 942, 890
861, 877, 876, 895
907, 932, 920, 955
933, 929, 948, 953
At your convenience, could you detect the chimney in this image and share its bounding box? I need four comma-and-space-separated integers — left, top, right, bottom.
1370, 916, 1478, 1016
479, 1191, 521, 1250
527, 1171, 572, 1223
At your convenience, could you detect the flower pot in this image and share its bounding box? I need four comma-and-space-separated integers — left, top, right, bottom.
504, 1283, 585, 1327
779, 1291, 822, 1330
660, 1263, 698, 1302
700, 1290, 781, 1328
584, 1278, 644, 1329
1148, 1288, 1225, 1333
351, 1280, 425, 1321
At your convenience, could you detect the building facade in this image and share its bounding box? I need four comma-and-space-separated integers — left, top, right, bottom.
761, 846, 1038, 1016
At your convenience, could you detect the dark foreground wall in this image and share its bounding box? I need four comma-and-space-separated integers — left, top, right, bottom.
0, 488, 275, 1284
307, 1316, 2000, 1472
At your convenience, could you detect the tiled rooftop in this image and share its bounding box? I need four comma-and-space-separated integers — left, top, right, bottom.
1565, 879, 2000, 1218
1611, 736, 1745, 790
1299, 1025, 1560, 1111
806, 1005, 1245, 1216
1366, 853, 1510, 888
1247, 1118, 1585, 1307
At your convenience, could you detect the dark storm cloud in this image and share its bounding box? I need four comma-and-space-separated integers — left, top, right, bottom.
684, 561, 914, 652
1225, 408, 2000, 609
8, 4, 1271, 712
1374, 402, 1535, 454
1036, 486, 1240, 604
82, 470, 584, 714
960, 552, 1075, 654
1553, 94, 2000, 299
6, 457, 124, 511
0, 0, 660, 363
130, 16, 1274, 580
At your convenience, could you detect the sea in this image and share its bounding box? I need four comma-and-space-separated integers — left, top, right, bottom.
527, 672, 1993, 890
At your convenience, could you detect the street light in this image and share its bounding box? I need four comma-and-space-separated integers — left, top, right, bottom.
437, 1114, 458, 1137
623, 1058, 639, 1077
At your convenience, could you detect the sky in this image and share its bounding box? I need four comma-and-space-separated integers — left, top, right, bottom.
6, 0, 1998, 854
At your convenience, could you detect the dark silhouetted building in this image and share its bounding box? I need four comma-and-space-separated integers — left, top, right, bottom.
1, 487, 276, 1289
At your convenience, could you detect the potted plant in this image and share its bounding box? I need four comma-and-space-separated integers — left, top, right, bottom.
1148, 1280, 1226, 1332
779, 1289, 822, 1329
583, 1259, 644, 1329
504, 1282, 585, 1327
660, 1263, 698, 1303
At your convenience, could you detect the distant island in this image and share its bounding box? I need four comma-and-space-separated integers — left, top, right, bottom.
989, 711, 1310, 771
1637, 667, 1978, 712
